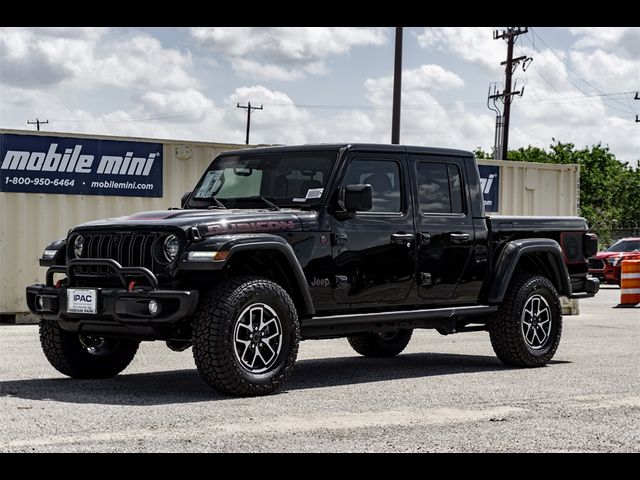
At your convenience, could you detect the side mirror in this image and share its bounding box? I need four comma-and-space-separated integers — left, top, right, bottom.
181, 191, 191, 208
343, 184, 372, 212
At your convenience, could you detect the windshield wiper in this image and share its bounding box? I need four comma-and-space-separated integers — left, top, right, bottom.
205, 197, 227, 209
234, 196, 280, 211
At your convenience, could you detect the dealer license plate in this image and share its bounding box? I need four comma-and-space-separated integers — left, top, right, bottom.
67, 289, 97, 314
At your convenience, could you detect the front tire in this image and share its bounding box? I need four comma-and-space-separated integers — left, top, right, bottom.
39, 320, 139, 378
489, 274, 562, 367
192, 276, 300, 396
347, 329, 413, 358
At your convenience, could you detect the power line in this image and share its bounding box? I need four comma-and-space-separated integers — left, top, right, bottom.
524, 33, 632, 118
236, 102, 263, 145
39, 91, 636, 127
529, 27, 636, 115
27, 118, 48, 131
49, 105, 233, 124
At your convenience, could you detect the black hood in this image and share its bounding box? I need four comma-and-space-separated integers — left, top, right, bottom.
73, 208, 317, 237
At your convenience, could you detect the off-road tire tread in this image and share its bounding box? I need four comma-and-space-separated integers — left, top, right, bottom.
192, 276, 300, 397
39, 320, 139, 378
489, 273, 562, 367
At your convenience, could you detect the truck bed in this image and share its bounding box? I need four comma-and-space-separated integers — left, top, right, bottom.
489, 215, 588, 233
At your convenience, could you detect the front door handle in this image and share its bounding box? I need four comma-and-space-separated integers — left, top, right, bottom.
450, 233, 471, 243
332, 233, 348, 245
391, 233, 415, 244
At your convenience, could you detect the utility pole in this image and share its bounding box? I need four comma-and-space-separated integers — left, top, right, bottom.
391, 27, 403, 145
635, 92, 639, 123
491, 27, 531, 159
236, 102, 263, 145
27, 118, 48, 131
487, 83, 504, 159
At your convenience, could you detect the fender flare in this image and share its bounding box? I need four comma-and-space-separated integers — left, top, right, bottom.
487, 238, 571, 304
180, 234, 315, 316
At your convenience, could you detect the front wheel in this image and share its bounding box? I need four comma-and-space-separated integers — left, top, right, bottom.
192, 277, 300, 396
39, 320, 139, 378
489, 274, 562, 367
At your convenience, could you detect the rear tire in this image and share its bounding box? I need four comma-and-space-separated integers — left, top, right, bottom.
347, 329, 413, 358
39, 320, 139, 378
489, 274, 562, 367
192, 276, 300, 397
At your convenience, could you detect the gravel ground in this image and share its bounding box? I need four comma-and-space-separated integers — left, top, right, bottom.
0, 285, 638, 452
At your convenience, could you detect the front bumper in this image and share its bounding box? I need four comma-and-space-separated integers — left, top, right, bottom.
26, 259, 199, 337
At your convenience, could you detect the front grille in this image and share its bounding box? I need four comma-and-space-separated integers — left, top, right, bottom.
588, 258, 605, 270
71, 232, 172, 275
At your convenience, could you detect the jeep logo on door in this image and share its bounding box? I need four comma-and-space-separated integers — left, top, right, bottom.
0, 133, 163, 197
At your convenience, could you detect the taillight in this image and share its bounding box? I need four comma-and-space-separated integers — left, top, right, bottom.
583, 233, 598, 258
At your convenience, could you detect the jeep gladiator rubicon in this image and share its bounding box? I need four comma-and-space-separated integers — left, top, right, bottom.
26, 144, 600, 396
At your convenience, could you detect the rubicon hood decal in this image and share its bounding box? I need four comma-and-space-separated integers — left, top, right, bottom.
207, 220, 296, 234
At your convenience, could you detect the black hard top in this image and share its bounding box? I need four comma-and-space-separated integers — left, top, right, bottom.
218, 143, 474, 158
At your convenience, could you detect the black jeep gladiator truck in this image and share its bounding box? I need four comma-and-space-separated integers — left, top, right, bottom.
26, 144, 600, 396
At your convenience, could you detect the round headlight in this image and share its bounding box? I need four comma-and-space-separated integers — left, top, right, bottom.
73, 235, 84, 258
163, 235, 179, 262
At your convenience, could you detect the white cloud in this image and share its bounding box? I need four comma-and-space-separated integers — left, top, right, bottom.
0, 27, 199, 91
139, 89, 215, 122
357, 65, 492, 150
223, 85, 313, 145
28, 27, 109, 41
569, 49, 639, 92
364, 64, 464, 104
191, 27, 387, 80
417, 27, 504, 71
90, 35, 198, 90
231, 59, 305, 81
569, 27, 640, 59
0, 29, 76, 87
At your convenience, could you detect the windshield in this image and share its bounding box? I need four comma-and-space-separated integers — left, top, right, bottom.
187, 151, 337, 209
606, 240, 640, 252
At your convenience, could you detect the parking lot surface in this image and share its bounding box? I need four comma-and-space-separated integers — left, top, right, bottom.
0, 285, 638, 452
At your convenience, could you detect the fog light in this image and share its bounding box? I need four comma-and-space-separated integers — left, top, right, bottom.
37, 296, 44, 310
148, 300, 158, 315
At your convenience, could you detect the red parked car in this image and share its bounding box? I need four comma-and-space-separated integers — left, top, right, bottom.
588, 237, 640, 285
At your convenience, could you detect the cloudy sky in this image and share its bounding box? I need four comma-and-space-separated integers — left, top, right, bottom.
1, 27, 638, 165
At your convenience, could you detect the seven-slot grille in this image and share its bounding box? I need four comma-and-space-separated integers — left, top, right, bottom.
588, 258, 605, 270
73, 233, 169, 275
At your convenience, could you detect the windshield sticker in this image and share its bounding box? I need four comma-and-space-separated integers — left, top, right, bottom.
195, 171, 223, 198
292, 197, 307, 202
305, 188, 324, 200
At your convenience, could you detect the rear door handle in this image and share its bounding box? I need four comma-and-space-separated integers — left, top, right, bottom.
450, 233, 471, 243
391, 233, 415, 244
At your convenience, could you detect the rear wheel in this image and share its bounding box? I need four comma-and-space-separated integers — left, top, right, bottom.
489, 274, 562, 367
192, 276, 300, 396
39, 320, 139, 378
347, 329, 413, 358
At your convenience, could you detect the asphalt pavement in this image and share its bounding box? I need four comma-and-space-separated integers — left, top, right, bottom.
0, 285, 638, 452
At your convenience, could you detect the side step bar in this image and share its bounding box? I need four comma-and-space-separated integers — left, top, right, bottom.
302, 305, 498, 339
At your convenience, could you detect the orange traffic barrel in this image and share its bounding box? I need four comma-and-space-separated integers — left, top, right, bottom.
620, 260, 640, 306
